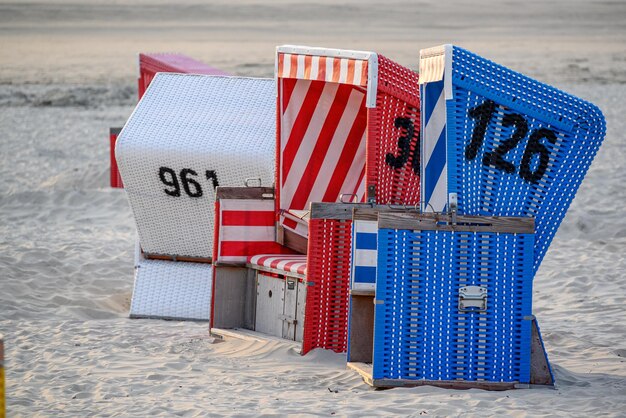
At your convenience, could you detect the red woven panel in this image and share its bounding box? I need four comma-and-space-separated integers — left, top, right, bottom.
138, 73, 154, 100
137, 53, 227, 99
302, 218, 352, 354
366, 55, 421, 205
109, 130, 123, 188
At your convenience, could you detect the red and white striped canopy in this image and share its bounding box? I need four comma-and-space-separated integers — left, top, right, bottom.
277, 53, 368, 88
276, 46, 376, 236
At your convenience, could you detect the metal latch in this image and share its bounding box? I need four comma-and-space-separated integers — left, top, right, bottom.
458, 285, 487, 312
279, 314, 297, 325
286, 280, 296, 290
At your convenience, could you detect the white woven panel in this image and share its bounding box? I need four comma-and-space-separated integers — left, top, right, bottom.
130, 258, 213, 321
116, 74, 276, 258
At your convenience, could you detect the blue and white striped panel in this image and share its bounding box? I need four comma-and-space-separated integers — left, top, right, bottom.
421, 79, 448, 213
351, 219, 377, 291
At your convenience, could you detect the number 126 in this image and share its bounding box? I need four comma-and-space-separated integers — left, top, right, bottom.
465, 99, 557, 185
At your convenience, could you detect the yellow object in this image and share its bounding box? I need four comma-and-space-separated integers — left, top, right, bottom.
0, 334, 4, 418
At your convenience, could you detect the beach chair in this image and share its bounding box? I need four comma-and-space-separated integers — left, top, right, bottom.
212, 45, 421, 354
117, 74, 276, 320
344, 45, 607, 389
110, 53, 228, 188
211, 186, 296, 329
137, 53, 228, 99
347, 209, 556, 389
419, 45, 606, 273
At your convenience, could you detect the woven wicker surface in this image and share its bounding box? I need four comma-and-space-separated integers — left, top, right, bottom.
366, 54, 421, 205
421, 45, 606, 273
302, 218, 353, 354
116, 74, 276, 259
373, 227, 534, 383
130, 258, 213, 321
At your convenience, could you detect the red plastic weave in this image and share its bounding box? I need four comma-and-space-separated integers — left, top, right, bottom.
109, 128, 123, 188
302, 218, 353, 354
366, 55, 421, 205
138, 53, 228, 99
271, 48, 421, 355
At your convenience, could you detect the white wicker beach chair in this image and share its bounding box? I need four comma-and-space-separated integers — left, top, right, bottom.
117, 74, 275, 320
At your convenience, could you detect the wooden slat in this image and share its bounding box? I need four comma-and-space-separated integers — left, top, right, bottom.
347, 362, 523, 390
276, 225, 308, 254
309, 202, 364, 220
377, 212, 535, 234
352, 205, 427, 222
347, 362, 375, 387
348, 295, 375, 363
530, 317, 555, 386
143, 253, 213, 264
349, 289, 375, 297
311, 203, 420, 221
216, 186, 275, 200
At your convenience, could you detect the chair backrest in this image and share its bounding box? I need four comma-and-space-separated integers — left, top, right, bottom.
214, 187, 296, 265
116, 74, 276, 260
275, 45, 421, 238
138, 53, 228, 99
420, 45, 606, 273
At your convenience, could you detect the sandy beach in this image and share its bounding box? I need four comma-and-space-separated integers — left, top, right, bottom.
1, 0, 625, 416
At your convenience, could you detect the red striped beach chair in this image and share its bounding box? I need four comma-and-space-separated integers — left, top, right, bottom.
212, 45, 421, 354
277, 46, 421, 354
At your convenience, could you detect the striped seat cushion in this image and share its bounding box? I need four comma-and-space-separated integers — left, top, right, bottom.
247, 254, 307, 276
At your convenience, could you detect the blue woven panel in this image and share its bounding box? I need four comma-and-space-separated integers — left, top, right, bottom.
443, 47, 605, 273
373, 228, 534, 383
350, 219, 378, 291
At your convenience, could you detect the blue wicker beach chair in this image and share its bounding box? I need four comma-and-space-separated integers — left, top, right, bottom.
419, 44, 606, 273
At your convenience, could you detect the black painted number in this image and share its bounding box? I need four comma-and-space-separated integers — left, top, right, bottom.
466, 100, 557, 185
205, 170, 219, 189
385, 116, 420, 174
158, 166, 219, 198
519, 128, 556, 184
159, 167, 181, 197
483, 113, 528, 174
465, 100, 496, 161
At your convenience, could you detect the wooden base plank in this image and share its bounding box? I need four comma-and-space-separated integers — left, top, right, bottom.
347, 362, 524, 391
211, 327, 301, 351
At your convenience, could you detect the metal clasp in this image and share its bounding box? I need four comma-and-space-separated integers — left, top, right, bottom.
459, 285, 487, 312
448, 192, 458, 224
244, 178, 262, 187
340, 193, 358, 203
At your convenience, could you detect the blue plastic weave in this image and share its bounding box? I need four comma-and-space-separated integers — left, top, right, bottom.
423, 46, 606, 274
373, 227, 534, 383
